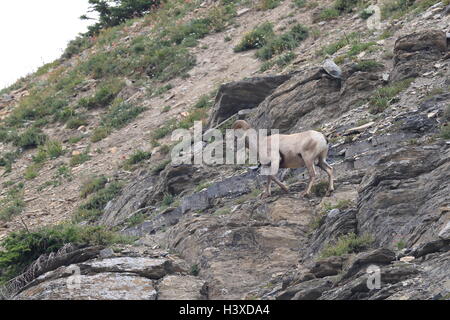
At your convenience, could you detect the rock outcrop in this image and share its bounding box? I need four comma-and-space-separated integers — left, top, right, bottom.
12, 247, 207, 300
390, 30, 448, 81
208, 74, 292, 127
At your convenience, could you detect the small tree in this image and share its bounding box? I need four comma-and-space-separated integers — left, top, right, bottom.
81, 0, 161, 35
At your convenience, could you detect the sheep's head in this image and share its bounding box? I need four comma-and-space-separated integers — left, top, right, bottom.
232, 120, 252, 131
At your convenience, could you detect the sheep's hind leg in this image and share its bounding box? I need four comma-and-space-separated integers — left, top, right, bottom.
318, 159, 334, 196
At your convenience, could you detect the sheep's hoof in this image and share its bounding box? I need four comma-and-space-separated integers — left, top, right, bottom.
260, 192, 271, 199
300, 191, 311, 198
325, 189, 335, 197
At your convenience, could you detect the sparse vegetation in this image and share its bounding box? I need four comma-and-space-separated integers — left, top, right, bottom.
316, 0, 363, 22
320, 233, 374, 258
162, 193, 174, 207
101, 102, 146, 129
380, 0, 449, 19
0, 183, 25, 222
124, 150, 152, 168
293, 0, 307, 8
73, 181, 122, 223
257, 0, 282, 10
354, 60, 383, 72
70, 149, 91, 167
369, 78, 414, 114
255, 24, 309, 61
80, 175, 108, 198
317, 32, 359, 56
66, 116, 88, 130
78, 80, 124, 109
0, 223, 131, 283
234, 22, 274, 52
396, 240, 407, 250
440, 124, 450, 139
310, 199, 354, 230
318, 7, 340, 21
311, 180, 329, 197
190, 264, 200, 276
443, 105, 450, 122
13, 128, 48, 149
91, 127, 111, 143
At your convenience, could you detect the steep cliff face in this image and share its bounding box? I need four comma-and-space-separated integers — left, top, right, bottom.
1, 0, 449, 300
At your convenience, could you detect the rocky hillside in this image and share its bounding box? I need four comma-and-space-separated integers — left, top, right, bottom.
0, 0, 449, 300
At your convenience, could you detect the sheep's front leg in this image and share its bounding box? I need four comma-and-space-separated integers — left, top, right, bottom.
301, 159, 316, 198
270, 175, 289, 193
260, 175, 272, 199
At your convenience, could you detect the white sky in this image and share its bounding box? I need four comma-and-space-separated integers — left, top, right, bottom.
0, 1, 95, 90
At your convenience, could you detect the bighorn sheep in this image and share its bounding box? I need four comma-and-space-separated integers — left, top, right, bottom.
232, 120, 334, 198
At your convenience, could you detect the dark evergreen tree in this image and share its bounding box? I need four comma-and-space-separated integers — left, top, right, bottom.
81, 0, 161, 35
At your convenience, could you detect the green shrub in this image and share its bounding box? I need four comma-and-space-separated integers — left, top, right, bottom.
70, 150, 91, 167
311, 180, 329, 197
0, 183, 25, 222
101, 102, 146, 129
318, 7, 340, 21
68, 135, 85, 144
66, 116, 88, 129
0, 224, 131, 283
275, 51, 296, 67
347, 41, 377, 57
45, 141, 65, 159
293, 0, 307, 8
125, 150, 152, 167
317, 32, 359, 56
310, 200, 353, 230
124, 212, 147, 228
442, 104, 450, 121
256, 24, 308, 61
190, 264, 200, 276
0, 151, 19, 172
91, 126, 112, 142
62, 36, 93, 59
360, 7, 375, 19
152, 119, 177, 140
80, 175, 108, 198
334, 0, 360, 13
151, 160, 170, 175
151, 84, 173, 97
194, 94, 214, 109
396, 240, 407, 250
381, 0, 415, 19
5, 90, 68, 127
24, 164, 41, 180
177, 108, 208, 129
78, 80, 124, 109
440, 124, 450, 139
53, 107, 76, 124
35, 60, 60, 77
320, 233, 373, 258
369, 78, 414, 114
354, 60, 383, 71
257, 0, 281, 10
234, 22, 274, 52
74, 182, 122, 223
162, 193, 174, 207
13, 128, 48, 149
